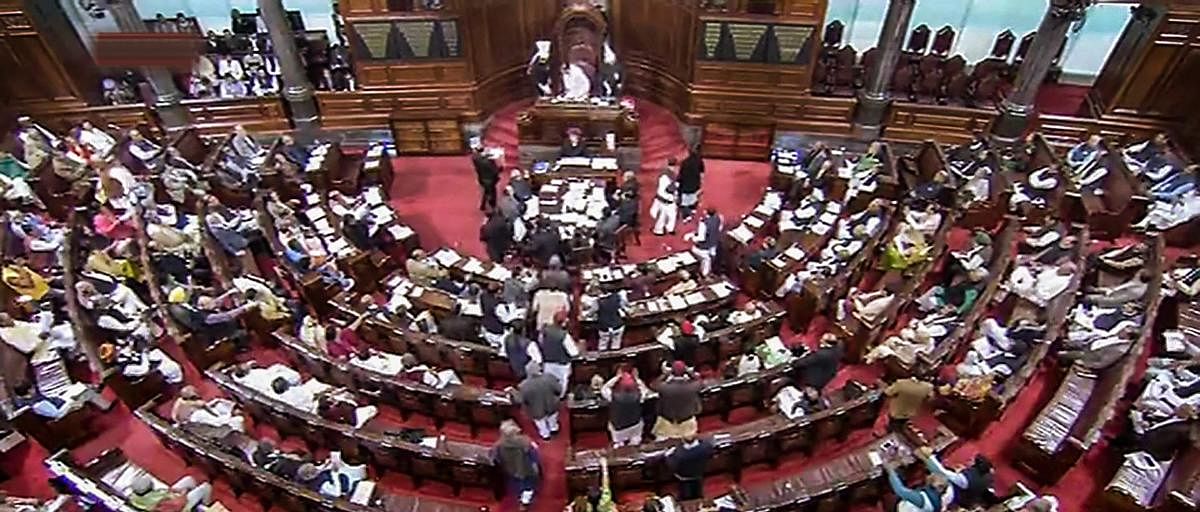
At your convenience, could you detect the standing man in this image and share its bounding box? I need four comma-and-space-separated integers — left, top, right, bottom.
885, 376, 934, 432
595, 287, 628, 351
538, 311, 578, 396
472, 143, 500, 212
687, 207, 723, 276
653, 362, 701, 440
480, 212, 512, 262
677, 144, 705, 221
666, 432, 714, 501
516, 362, 563, 439
491, 420, 540, 508
650, 162, 679, 236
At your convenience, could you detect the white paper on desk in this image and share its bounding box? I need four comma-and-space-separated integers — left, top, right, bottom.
656, 258, 678, 274
432, 249, 462, 267
486, 265, 512, 281
818, 212, 839, 225
754, 203, 776, 216
305, 159, 322, 173
462, 258, 485, 274
591, 157, 618, 170
306, 207, 326, 222
676, 251, 697, 266
350, 480, 375, 505
388, 225, 413, 240
304, 193, 320, 206
459, 301, 482, 317
711, 281, 735, 297
768, 255, 788, 270
370, 203, 392, 218
407, 285, 425, 299
667, 295, 688, 310
744, 215, 765, 229
826, 201, 842, 214
313, 218, 333, 235
387, 275, 404, 289
684, 292, 707, 306
729, 225, 754, 243
811, 223, 831, 236
784, 246, 805, 261
559, 156, 591, 167
419, 436, 439, 449
364, 187, 384, 205
868, 451, 883, 467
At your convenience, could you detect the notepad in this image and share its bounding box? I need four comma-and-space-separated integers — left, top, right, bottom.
728, 226, 753, 243
387, 225, 413, 240
744, 216, 765, 229
684, 292, 707, 306
784, 246, 805, 261
667, 295, 688, 310
432, 249, 462, 267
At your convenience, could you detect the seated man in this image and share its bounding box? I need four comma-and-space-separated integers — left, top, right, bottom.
881, 220, 932, 272
274, 134, 309, 168
837, 287, 895, 326
1123, 133, 1170, 173
1006, 261, 1074, 308
1067, 134, 1104, 171
1010, 165, 1060, 213
1083, 271, 1150, 307
113, 336, 185, 385
1136, 182, 1200, 232
171, 385, 245, 432
126, 130, 163, 169
128, 474, 213, 512
1097, 242, 1147, 271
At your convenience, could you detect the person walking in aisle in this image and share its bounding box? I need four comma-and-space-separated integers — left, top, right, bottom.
516, 361, 562, 439
491, 419, 541, 509
650, 162, 679, 236
677, 144, 705, 221
472, 142, 500, 212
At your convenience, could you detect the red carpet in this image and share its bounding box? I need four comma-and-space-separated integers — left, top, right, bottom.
0, 98, 1125, 512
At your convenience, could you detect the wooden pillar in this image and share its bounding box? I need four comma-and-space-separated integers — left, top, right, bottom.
258, 0, 320, 133
991, 0, 1092, 141
104, 0, 190, 133
852, 0, 916, 139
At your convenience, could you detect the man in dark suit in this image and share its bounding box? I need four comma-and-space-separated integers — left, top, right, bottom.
479, 212, 512, 262
472, 146, 500, 211
677, 144, 705, 220
797, 333, 844, 392
527, 219, 563, 267
560, 128, 588, 158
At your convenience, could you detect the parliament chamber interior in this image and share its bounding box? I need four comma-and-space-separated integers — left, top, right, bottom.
1, 0, 1200, 511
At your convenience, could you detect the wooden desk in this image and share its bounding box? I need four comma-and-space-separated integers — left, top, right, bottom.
905, 220, 1018, 378
836, 205, 958, 364
517, 100, 638, 147
565, 382, 884, 495
1012, 235, 1164, 484
785, 204, 897, 331
134, 400, 490, 512
46, 448, 145, 511
579, 279, 738, 345
939, 224, 1089, 438
568, 333, 793, 441
676, 425, 959, 512
580, 251, 699, 292
202, 368, 504, 497
344, 297, 782, 389
272, 332, 513, 435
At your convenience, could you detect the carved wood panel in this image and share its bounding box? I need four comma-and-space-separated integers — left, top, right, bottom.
1090, 6, 1200, 120
357, 61, 471, 87
882, 103, 993, 144
181, 97, 291, 135
317, 89, 474, 130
